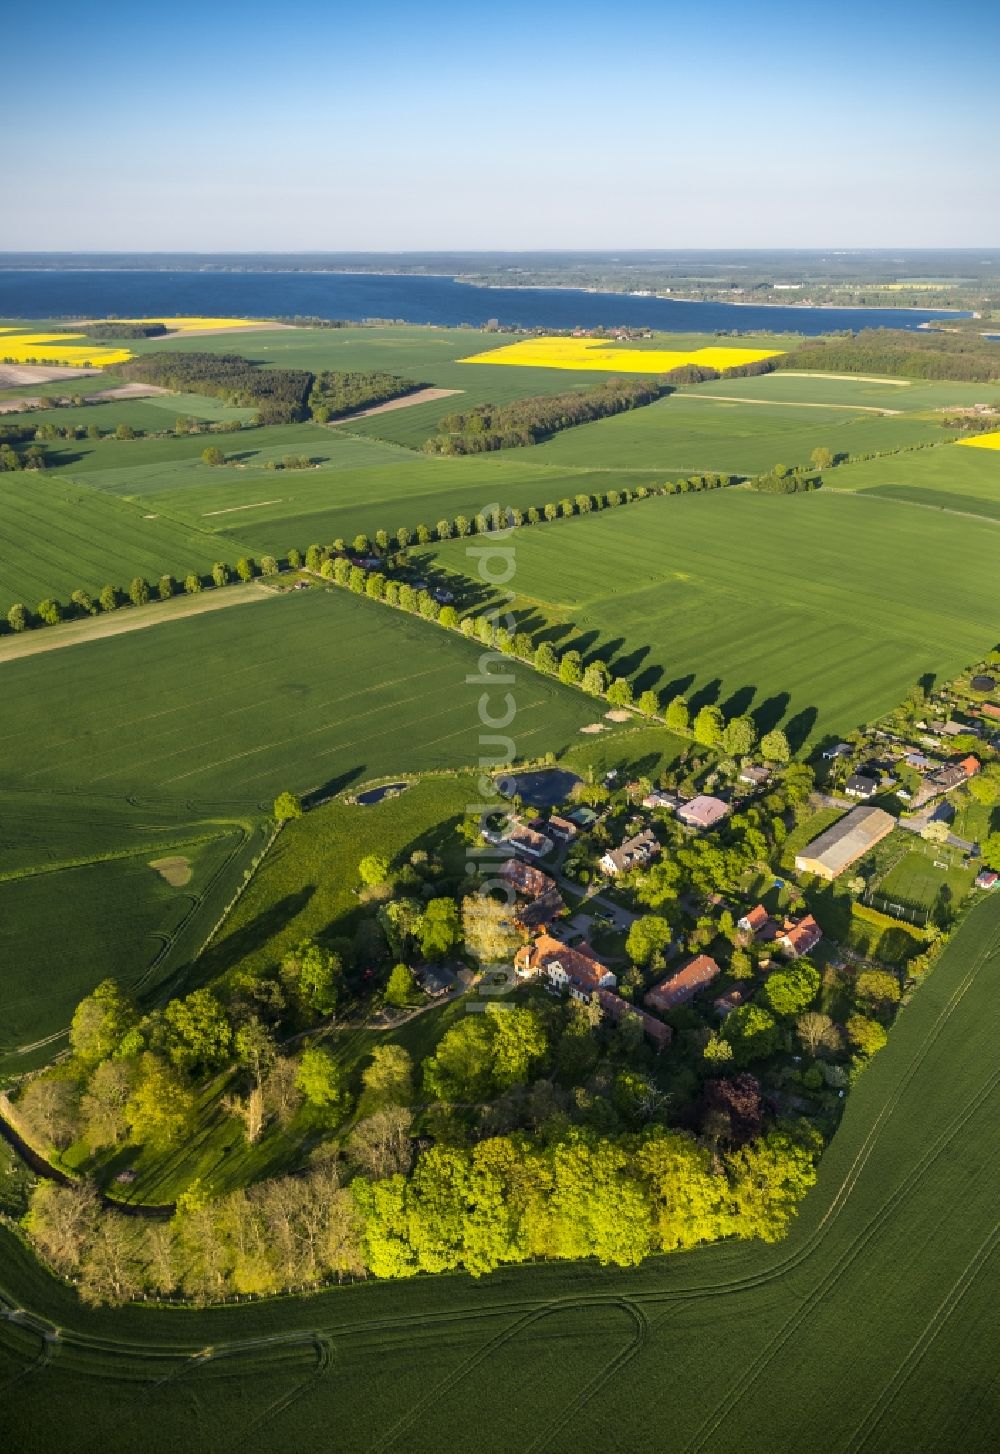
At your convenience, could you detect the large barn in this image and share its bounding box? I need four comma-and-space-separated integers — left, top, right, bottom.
794, 806, 895, 881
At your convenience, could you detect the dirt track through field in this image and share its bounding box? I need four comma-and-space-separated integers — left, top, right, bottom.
0, 583, 271, 664
680, 391, 902, 415
329, 386, 463, 423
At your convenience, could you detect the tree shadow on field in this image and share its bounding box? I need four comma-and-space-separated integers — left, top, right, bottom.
608, 643, 651, 681
593, 636, 626, 668
634, 661, 665, 695
509, 608, 549, 639
659, 671, 696, 704
182, 886, 317, 989
720, 683, 757, 720
754, 692, 790, 734
564, 628, 601, 660
39, 446, 87, 468
785, 706, 819, 753
688, 678, 723, 714
303, 767, 366, 809
536, 622, 575, 648
804, 881, 853, 940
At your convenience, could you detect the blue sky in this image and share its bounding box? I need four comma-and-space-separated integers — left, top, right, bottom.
3, 0, 998, 249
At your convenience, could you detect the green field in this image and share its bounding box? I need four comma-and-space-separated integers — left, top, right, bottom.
693, 369, 1000, 412
1, 396, 252, 432
2, 892, 999, 1453
829, 439, 1000, 517
525, 392, 953, 475
0, 790, 265, 1066
425, 489, 1000, 743
59, 423, 640, 553
0, 471, 231, 605
9, 324, 992, 615
0, 587, 606, 804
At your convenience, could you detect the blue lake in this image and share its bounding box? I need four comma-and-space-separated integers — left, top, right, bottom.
0, 269, 967, 335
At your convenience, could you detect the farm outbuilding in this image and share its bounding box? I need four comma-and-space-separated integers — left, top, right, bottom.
794, 806, 895, 881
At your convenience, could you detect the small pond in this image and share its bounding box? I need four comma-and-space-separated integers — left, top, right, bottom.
495, 768, 581, 807
356, 782, 409, 806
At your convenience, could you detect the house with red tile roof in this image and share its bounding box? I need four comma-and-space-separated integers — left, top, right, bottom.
776, 914, 822, 958
499, 859, 557, 901
645, 955, 721, 1013
737, 904, 772, 941
499, 859, 564, 929
595, 989, 672, 1051
515, 933, 616, 1002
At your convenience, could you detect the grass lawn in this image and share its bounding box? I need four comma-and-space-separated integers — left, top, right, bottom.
558, 723, 688, 782
424, 489, 1000, 745
877, 844, 975, 915
0, 587, 608, 805
202, 774, 477, 983
525, 392, 950, 475
3, 894, 1000, 1452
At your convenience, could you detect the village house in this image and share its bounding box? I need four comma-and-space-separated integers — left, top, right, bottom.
514, 933, 616, 1002
823, 743, 853, 760
845, 772, 879, 800
981, 703, 1000, 723
498, 859, 564, 929
675, 795, 730, 831
546, 814, 578, 843
503, 823, 553, 859
645, 955, 721, 1013
975, 869, 998, 890
713, 986, 749, 1018
903, 749, 936, 772
737, 904, 773, 941
417, 964, 458, 998
776, 914, 823, 958
595, 988, 672, 1051
643, 788, 681, 811
913, 755, 980, 808
600, 828, 660, 877
738, 764, 771, 789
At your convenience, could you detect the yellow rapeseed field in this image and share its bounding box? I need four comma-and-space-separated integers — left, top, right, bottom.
0, 317, 260, 371
0, 329, 132, 367
957, 431, 1000, 451
111, 317, 262, 332
458, 335, 785, 373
